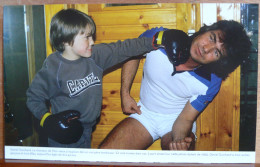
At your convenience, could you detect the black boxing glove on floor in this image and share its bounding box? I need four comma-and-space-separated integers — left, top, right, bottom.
40, 110, 83, 144
153, 29, 191, 75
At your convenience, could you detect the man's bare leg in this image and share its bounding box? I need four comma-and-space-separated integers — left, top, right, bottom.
99, 117, 153, 150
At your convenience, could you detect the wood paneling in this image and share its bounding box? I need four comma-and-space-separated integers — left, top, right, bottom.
92, 9, 176, 26
176, 3, 199, 32
45, 5, 65, 57
95, 24, 176, 42
195, 102, 217, 151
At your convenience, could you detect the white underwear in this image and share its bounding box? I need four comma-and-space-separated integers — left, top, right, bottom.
129, 101, 196, 141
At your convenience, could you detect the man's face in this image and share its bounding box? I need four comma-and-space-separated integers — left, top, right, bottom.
190, 30, 226, 65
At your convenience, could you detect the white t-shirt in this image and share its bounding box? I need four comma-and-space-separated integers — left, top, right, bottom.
139, 49, 222, 115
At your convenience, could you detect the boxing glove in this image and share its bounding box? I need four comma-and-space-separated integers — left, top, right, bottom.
153, 29, 191, 66
139, 27, 168, 55
139, 27, 167, 38
40, 110, 83, 144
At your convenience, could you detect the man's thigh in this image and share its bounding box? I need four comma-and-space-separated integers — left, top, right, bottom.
99, 117, 153, 150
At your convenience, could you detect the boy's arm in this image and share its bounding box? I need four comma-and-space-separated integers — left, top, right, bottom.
26, 62, 51, 120
92, 37, 154, 70
121, 58, 142, 115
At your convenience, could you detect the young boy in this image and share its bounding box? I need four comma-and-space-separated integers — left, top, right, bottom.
26, 8, 157, 148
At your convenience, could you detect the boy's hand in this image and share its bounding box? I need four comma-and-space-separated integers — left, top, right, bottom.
40, 110, 83, 144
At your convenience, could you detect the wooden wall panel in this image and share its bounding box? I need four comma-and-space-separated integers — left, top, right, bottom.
176, 3, 198, 32
91, 9, 176, 26
232, 68, 241, 151
45, 5, 65, 57
95, 24, 176, 42
99, 111, 128, 125
216, 76, 235, 150
68, 4, 88, 13
103, 68, 144, 83
102, 83, 141, 99
90, 4, 177, 43
195, 102, 217, 150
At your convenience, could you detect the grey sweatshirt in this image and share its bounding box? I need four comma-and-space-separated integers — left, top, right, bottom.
26, 37, 153, 125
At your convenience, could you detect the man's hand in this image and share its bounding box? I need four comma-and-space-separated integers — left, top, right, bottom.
121, 93, 141, 115
169, 137, 193, 150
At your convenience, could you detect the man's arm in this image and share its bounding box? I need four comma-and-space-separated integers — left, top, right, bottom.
169, 101, 199, 150
121, 58, 142, 115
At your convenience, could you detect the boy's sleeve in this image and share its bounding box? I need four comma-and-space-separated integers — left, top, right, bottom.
190, 74, 222, 112
91, 37, 154, 70
26, 61, 51, 120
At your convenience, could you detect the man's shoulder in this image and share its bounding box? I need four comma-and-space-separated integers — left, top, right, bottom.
189, 67, 221, 87
192, 66, 211, 81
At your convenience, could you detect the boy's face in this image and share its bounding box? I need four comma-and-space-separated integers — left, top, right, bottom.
190, 30, 226, 65
64, 25, 94, 59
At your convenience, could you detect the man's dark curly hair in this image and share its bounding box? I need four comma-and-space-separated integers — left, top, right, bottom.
190, 20, 252, 80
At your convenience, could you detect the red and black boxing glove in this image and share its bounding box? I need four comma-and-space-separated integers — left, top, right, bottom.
40, 110, 83, 144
